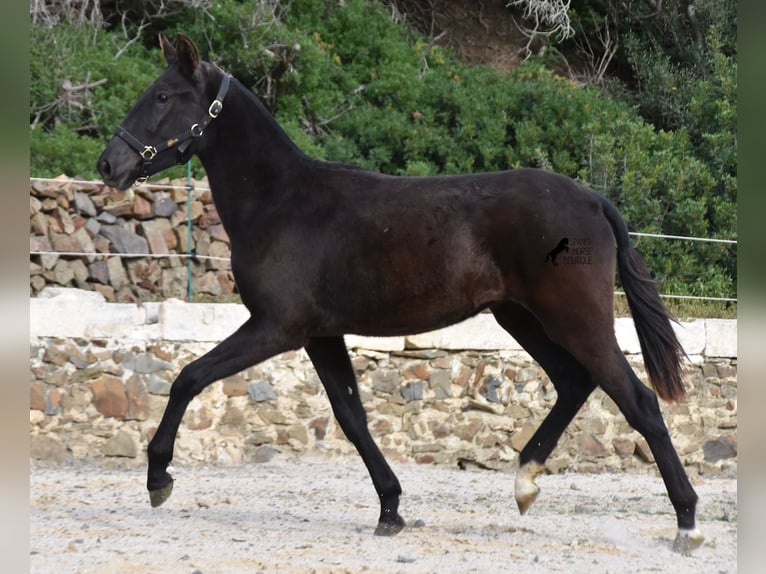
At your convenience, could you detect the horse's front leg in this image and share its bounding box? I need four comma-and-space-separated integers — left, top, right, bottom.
147, 318, 300, 507
305, 336, 406, 535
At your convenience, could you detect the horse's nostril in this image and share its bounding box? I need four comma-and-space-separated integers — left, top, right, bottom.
98, 158, 112, 178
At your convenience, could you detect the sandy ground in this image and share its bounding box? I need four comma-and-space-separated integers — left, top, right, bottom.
30, 456, 736, 574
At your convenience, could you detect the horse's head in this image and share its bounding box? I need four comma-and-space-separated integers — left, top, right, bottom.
97, 33, 229, 190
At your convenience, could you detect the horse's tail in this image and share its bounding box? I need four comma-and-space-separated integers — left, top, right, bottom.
601, 197, 687, 402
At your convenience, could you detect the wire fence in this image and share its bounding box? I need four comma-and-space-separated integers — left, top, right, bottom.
29, 176, 738, 304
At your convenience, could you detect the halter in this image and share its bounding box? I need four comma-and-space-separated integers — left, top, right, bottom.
115, 73, 231, 184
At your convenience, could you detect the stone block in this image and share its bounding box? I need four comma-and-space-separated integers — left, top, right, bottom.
84, 217, 101, 236
31, 289, 152, 339
30, 381, 46, 412
401, 381, 424, 402
453, 417, 484, 442
702, 436, 737, 462
287, 423, 309, 445
193, 271, 224, 295
54, 207, 75, 234
29, 289, 101, 338
247, 380, 276, 402
99, 224, 149, 254
309, 417, 329, 440
208, 224, 230, 245
406, 314, 522, 350
345, 335, 405, 352
122, 351, 173, 374
250, 445, 278, 463
674, 319, 706, 355
147, 375, 172, 396
51, 259, 75, 285
205, 241, 231, 270
73, 190, 97, 217
144, 228, 169, 255
161, 267, 189, 298
153, 192, 177, 217
372, 418, 393, 436
97, 210, 118, 224
30, 434, 69, 463
102, 430, 137, 457
160, 300, 249, 341
132, 193, 153, 219
43, 345, 68, 366
125, 376, 150, 420
372, 371, 399, 394
50, 232, 80, 255
612, 437, 636, 457
31, 212, 49, 236
429, 370, 452, 398
222, 405, 247, 430
222, 375, 247, 397
185, 405, 212, 430
70, 259, 89, 287
705, 319, 737, 357
578, 433, 609, 458
614, 318, 641, 354
428, 420, 450, 439
106, 256, 129, 291
90, 375, 128, 419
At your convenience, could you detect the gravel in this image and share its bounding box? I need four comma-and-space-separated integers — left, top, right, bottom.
30, 455, 736, 573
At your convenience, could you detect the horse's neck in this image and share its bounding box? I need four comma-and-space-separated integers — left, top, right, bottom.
197, 77, 309, 232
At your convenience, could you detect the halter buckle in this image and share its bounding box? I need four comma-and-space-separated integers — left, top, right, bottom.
140, 146, 158, 160
208, 99, 223, 118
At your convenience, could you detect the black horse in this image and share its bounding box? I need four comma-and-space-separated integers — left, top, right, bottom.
97, 34, 703, 553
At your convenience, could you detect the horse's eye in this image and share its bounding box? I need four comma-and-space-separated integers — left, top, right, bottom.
157, 92, 169, 104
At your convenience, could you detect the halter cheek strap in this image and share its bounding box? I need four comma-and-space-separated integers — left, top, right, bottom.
115, 73, 231, 184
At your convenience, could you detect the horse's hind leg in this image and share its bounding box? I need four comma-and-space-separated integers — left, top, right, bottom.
491, 302, 596, 514
305, 336, 406, 536
600, 355, 703, 553
536, 311, 702, 553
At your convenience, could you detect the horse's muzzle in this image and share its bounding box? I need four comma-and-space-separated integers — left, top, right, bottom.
97, 140, 140, 191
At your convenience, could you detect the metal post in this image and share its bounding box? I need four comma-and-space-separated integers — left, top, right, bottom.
186, 161, 194, 302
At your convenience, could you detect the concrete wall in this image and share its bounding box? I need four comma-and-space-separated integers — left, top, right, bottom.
30, 288, 737, 477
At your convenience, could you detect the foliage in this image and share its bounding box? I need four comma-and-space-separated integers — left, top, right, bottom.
28, 0, 736, 300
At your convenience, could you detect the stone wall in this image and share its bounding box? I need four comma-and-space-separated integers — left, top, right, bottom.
29, 176, 234, 301
30, 289, 737, 478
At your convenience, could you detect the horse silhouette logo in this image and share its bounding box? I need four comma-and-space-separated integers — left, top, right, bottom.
545, 237, 569, 266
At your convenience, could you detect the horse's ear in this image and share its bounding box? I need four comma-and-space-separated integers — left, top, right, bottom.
159, 33, 177, 66
175, 33, 202, 81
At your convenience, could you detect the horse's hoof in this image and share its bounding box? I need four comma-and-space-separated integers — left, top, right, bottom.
515, 485, 539, 515
672, 528, 704, 554
515, 462, 545, 515
374, 515, 406, 536
148, 479, 174, 508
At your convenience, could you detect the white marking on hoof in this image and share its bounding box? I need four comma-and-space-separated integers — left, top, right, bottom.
515, 462, 545, 515
673, 527, 704, 554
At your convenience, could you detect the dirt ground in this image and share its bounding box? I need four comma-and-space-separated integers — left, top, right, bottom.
30, 455, 736, 574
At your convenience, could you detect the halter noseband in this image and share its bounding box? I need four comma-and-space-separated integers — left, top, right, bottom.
115, 73, 231, 184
